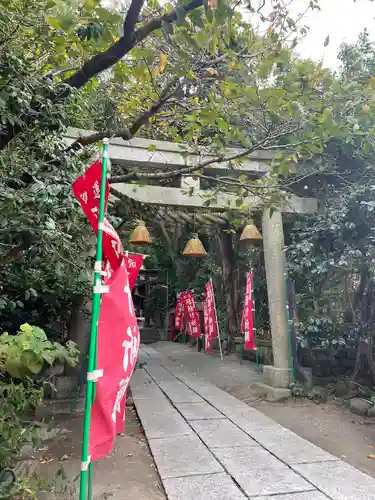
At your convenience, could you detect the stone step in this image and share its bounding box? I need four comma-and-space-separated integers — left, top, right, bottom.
35, 397, 85, 419
252, 381, 291, 402
48, 375, 83, 400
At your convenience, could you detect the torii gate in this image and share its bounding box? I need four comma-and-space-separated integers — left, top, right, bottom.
66, 127, 318, 400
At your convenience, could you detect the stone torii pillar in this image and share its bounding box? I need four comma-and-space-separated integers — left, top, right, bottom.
253, 208, 292, 400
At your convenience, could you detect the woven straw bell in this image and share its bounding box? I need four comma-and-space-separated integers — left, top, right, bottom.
183, 233, 207, 257
129, 220, 152, 245
240, 219, 262, 244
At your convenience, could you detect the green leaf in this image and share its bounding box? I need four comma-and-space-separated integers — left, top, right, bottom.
175, 6, 188, 27
42, 350, 56, 365
84, 0, 99, 12
45, 217, 56, 230
211, 31, 219, 55
217, 118, 229, 132
4, 360, 25, 379
30, 326, 48, 342
19, 323, 32, 334
22, 351, 44, 374
45, 17, 60, 29
203, 0, 214, 22
324, 35, 330, 47
180, 30, 199, 49
162, 21, 174, 36
147, 144, 157, 153
195, 29, 209, 48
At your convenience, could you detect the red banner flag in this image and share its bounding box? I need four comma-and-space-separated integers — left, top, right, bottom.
203, 298, 212, 353
241, 272, 256, 350
113, 255, 144, 432
180, 291, 200, 338
101, 218, 123, 272
175, 295, 184, 329
204, 281, 218, 352
73, 162, 125, 274
89, 260, 140, 461
72, 160, 109, 230
124, 253, 144, 290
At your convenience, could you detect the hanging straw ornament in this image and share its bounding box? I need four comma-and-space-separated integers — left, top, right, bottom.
183, 233, 207, 257
129, 220, 152, 245
240, 219, 262, 244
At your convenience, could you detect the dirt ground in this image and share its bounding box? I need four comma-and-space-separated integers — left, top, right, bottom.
37, 404, 166, 499
153, 341, 375, 479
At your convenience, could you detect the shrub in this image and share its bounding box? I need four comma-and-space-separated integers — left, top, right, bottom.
0, 324, 79, 498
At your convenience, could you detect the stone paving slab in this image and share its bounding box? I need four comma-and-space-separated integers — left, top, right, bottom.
163, 473, 247, 500
144, 365, 177, 383
249, 427, 338, 465
134, 399, 193, 439
131, 366, 152, 382
292, 460, 375, 500
190, 419, 258, 449
158, 380, 204, 403
137, 350, 150, 364
225, 404, 284, 431
212, 446, 314, 497
195, 387, 245, 409
175, 402, 225, 421
253, 493, 330, 500
131, 379, 166, 401
177, 380, 227, 401
141, 346, 161, 356
148, 434, 223, 479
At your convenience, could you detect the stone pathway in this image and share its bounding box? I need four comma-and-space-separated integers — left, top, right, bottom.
131, 346, 375, 500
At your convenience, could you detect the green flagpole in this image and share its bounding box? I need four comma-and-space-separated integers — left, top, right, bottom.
79, 139, 109, 500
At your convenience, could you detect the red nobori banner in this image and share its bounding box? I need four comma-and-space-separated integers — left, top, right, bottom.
204, 281, 218, 342
241, 272, 256, 350
72, 160, 109, 230
89, 260, 140, 461
101, 218, 123, 273
203, 298, 213, 354
72, 161, 125, 274
175, 295, 184, 329
180, 291, 201, 338
124, 253, 144, 290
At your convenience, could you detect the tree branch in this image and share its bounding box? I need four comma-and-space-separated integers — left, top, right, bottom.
63, 0, 203, 91
111, 127, 300, 183
66, 78, 180, 151
0, 0, 204, 150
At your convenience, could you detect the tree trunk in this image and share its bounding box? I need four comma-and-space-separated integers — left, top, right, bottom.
352, 338, 375, 385
351, 271, 375, 386
343, 266, 369, 324
66, 294, 91, 377
217, 229, 240, 352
